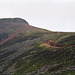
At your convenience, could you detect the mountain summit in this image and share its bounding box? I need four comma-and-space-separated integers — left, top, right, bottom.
0, 18, 29, 24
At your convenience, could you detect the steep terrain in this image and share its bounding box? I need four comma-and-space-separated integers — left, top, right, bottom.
0, 18, 37, 45
0, 18, 75, 75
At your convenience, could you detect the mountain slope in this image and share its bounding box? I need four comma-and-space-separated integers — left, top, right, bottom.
0, 18, 38, 46
0, 18, 75, 75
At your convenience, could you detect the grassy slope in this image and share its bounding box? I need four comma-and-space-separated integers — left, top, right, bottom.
14, 43, 75, 75
0, 29, 75, 75
12, 31, 75, 75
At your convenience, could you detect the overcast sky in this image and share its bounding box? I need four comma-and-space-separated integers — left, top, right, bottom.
0, 0, 75, 32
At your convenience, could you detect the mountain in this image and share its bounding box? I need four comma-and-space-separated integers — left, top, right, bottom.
0, 18, 38, 46
0, 18, 75, 75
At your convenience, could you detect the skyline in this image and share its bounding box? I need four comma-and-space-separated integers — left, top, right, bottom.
0, 0, 75, 32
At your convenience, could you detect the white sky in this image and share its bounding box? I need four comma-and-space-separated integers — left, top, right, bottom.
0, 0, 75, 32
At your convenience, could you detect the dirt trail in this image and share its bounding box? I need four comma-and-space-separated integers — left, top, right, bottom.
0, 30, 20, 45
43, 40, 59, 48
43, 43, 59, 48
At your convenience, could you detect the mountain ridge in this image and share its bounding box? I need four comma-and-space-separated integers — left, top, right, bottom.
0, 18, 29, 24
